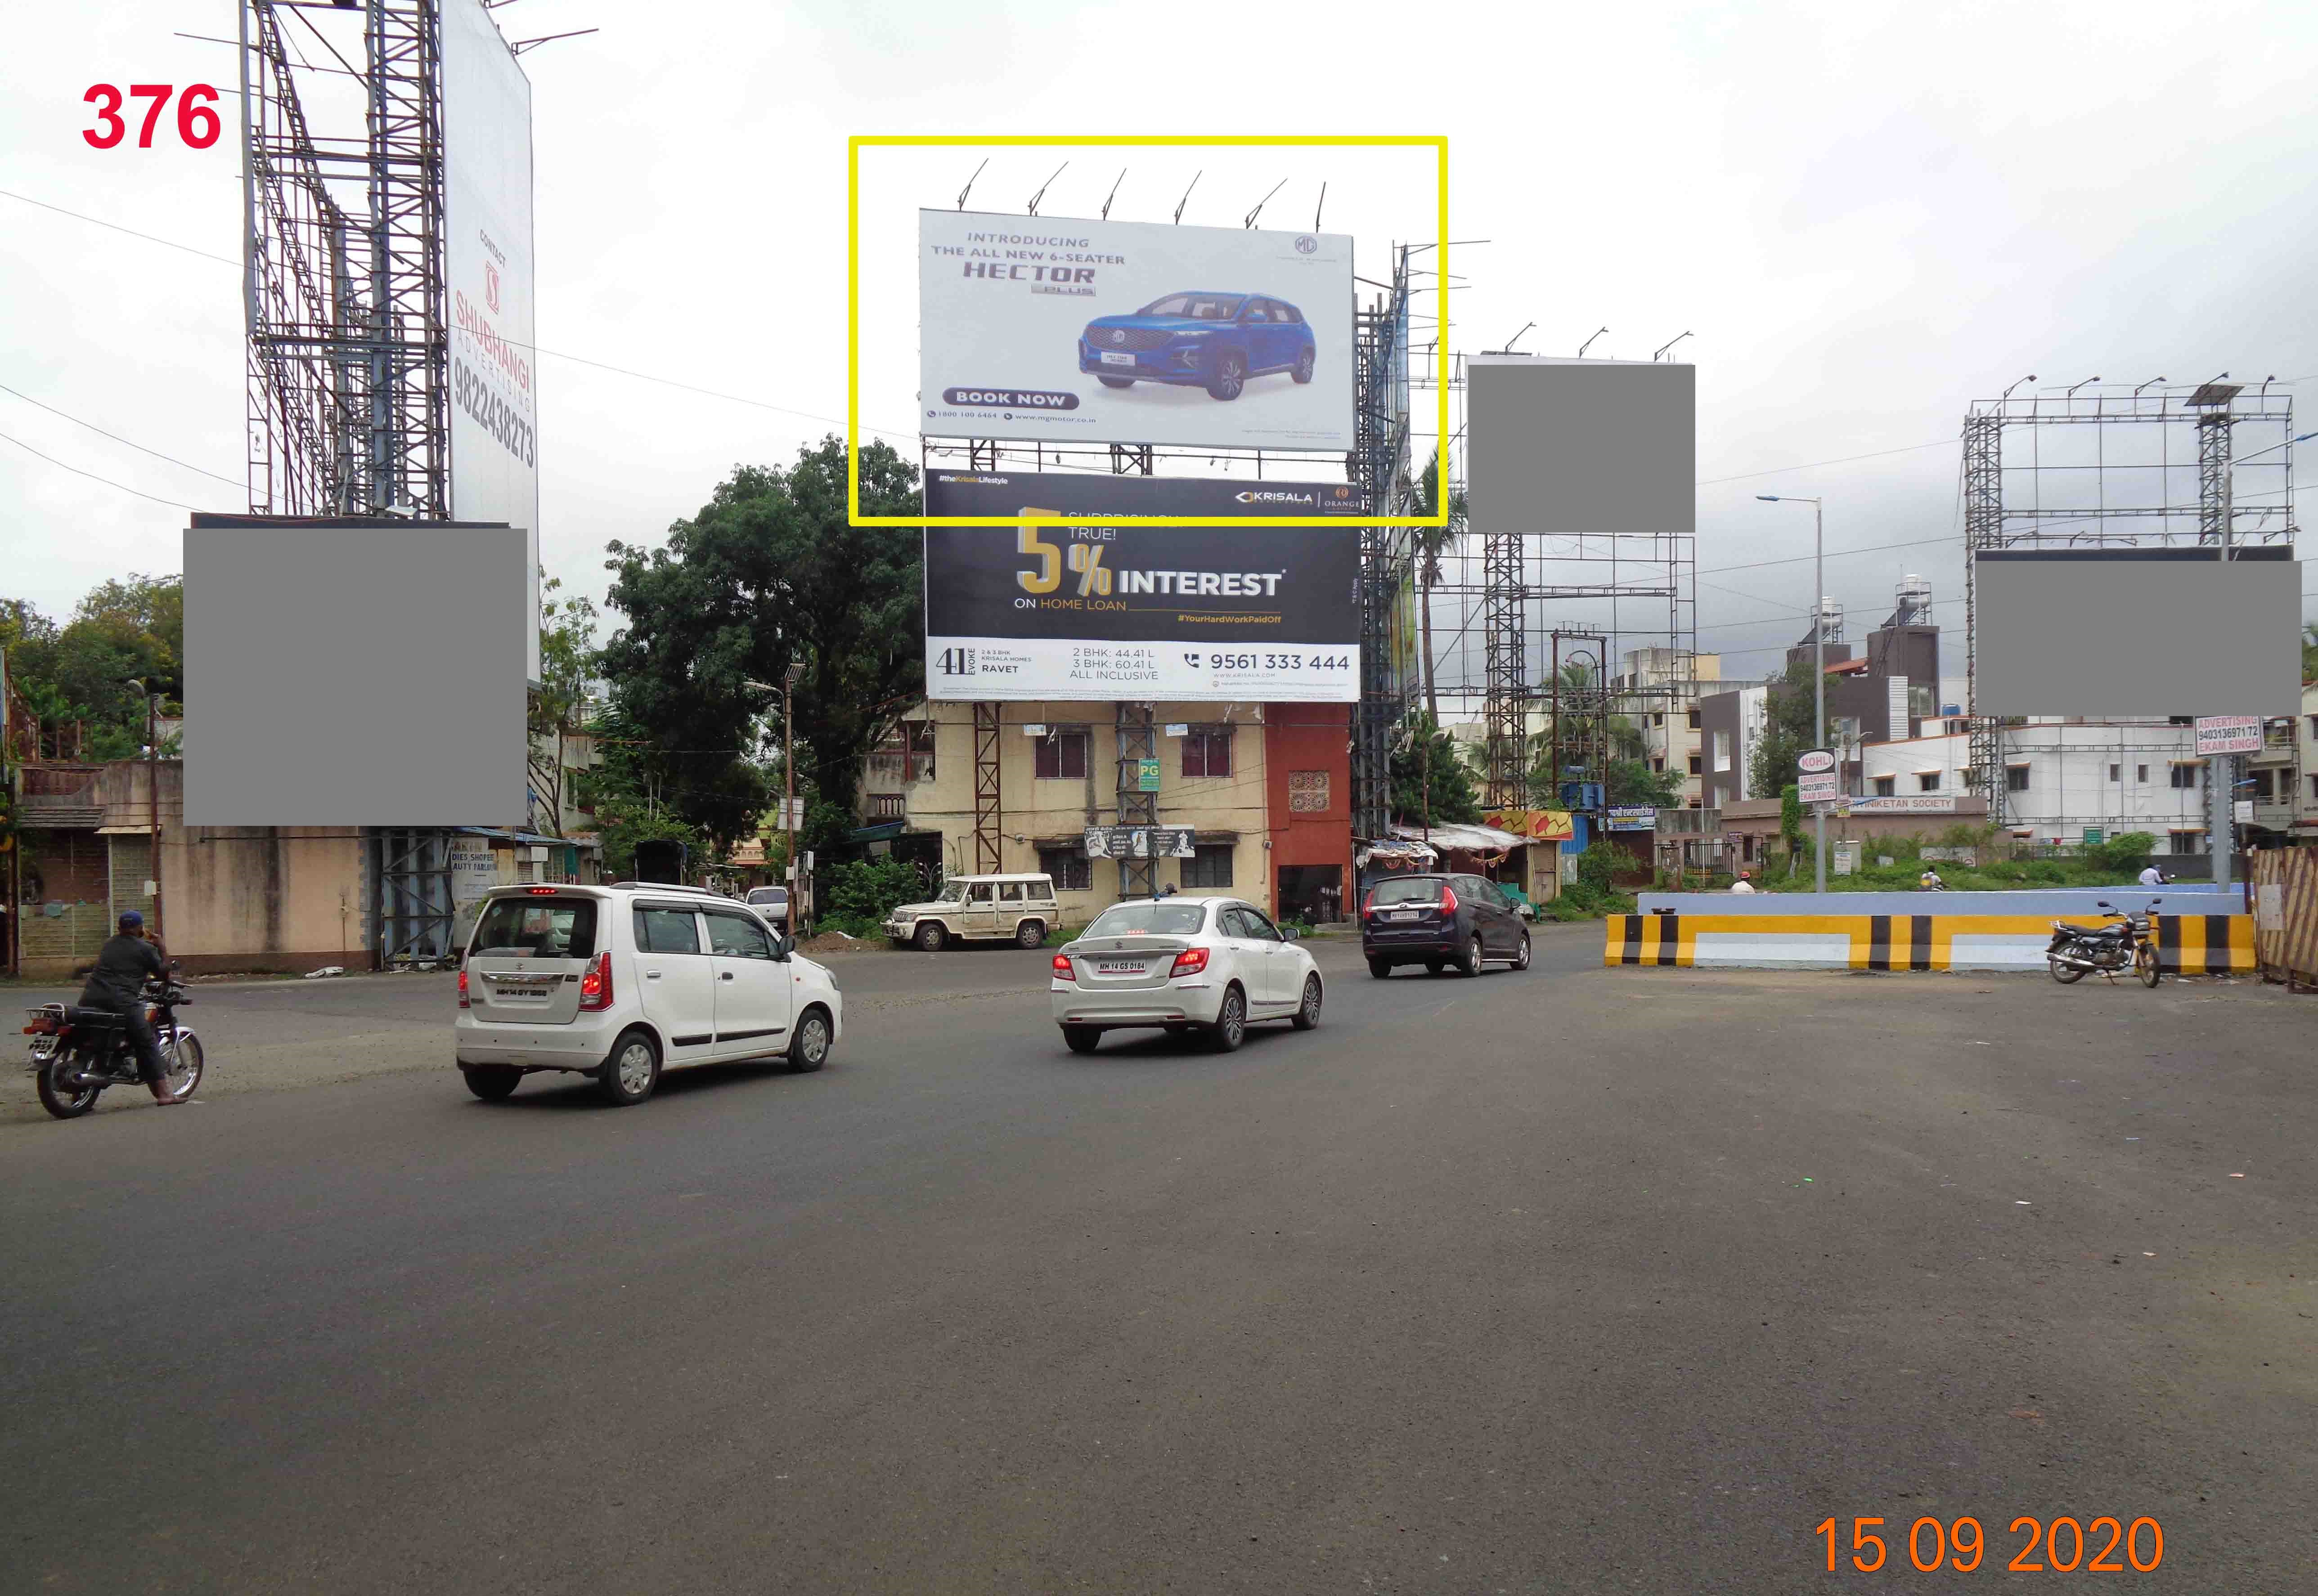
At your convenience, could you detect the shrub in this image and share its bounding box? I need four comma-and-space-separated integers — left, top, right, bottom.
822, 857, 926, 926
2080, 830, 2157, 877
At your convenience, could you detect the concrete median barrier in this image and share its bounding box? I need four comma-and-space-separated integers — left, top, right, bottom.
1606, 891, 2252, 973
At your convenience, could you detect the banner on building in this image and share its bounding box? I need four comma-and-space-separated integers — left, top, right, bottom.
1083, 825, 1196, 860
924, 471, 1361, 702
442, 0, 540, 679
1606, 806, 1658, 832
918, 212, 1354, 452
1494, 808, 1577, 842
2194, 715, 2263, 757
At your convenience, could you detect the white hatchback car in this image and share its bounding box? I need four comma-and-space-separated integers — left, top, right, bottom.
454, 882, 843, 1106
1050, 894, 1321, 1054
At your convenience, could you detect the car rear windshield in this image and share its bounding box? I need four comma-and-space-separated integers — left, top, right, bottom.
746, 888, 786, 903
469, 897, 598, 959
1084, 901, 1210, 937
1370, 877, 1444, 905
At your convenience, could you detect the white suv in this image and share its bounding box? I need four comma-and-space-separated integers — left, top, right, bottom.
454, 882, 844, 1106
884, 873, 1059, 951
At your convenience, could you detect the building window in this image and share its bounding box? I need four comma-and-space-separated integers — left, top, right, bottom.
2167, 829, 2205, 855
1181, 725, 1234, 779
1034, 727, 1089, 780
1687, 708, 1700, 729
1917, 772, 1941, 793
2308, 716, 2318, 743
2136, 763, 2148, 784
2006, 765, 2030, 792
2108, 763, 2120, 782
2168, 763, 2199, 790
870, 793, 905, 820
868, 721, 937, 782
1181, 843, 1234, 889
1712, 731, 1730, 773
1038, 848, 1092, 891
2309, 774, 2318, 804
1650, 757, 1664, 773
1687, 753, 1703, 776
1873, 775, 1896, 796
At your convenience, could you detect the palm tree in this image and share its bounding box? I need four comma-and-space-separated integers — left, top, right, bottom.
1415, 448, 1465, 723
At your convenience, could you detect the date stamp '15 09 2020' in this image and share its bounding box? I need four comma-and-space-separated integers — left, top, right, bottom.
1817, 1515, 2163, 1574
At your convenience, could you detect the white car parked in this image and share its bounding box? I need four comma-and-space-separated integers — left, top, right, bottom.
454, 881, 843, 1106
1050, 894, 1321, 1055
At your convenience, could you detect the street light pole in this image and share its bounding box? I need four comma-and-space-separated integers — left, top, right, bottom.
1756, 495, 1828, 891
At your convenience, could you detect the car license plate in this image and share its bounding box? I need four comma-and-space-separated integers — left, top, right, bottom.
1100, 351, 1135, 366
1393, 910, 1421, 921
1094, 959, 1144, 977
499, 983, 553, 998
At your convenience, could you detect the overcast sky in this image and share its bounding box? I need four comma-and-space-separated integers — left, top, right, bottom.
5, 0, 2314, 704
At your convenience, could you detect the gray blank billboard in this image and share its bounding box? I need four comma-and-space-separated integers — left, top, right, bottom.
184, 518, 528, 825
1974, 551, 2301, 716
1466, 357, 1695, 542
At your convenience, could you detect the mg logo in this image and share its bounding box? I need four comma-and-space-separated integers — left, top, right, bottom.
1294, 235, 1318, 255
484, 260, 501, 314
1110, 329, 1126, 345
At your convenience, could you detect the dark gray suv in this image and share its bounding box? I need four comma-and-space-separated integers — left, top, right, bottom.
1361, 872, 1531, 977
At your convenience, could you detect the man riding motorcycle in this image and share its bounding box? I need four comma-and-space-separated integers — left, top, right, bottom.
79, 910, 183, 1105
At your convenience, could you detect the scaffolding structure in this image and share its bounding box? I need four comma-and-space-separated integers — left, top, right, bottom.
919, 241, 1418, 877
1961, 381, 2299, 825
240, 0, 449, 519
1416, 352, 1701, 816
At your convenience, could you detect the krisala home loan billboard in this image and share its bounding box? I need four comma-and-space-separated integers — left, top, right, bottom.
918, 212, 1355, 452
924, 473, 1361, 702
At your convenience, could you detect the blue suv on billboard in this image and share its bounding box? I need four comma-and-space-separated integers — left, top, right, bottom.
1078, 293, 1317, 401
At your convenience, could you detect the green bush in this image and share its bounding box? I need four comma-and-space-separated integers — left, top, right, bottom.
2080, 830, 2157, 877
822, 858, 926, 926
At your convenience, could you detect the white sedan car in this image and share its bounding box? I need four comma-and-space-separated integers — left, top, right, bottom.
1050, 894, 1322, 1054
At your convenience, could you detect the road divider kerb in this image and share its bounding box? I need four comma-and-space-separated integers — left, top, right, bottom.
1606, 912, 2254, 973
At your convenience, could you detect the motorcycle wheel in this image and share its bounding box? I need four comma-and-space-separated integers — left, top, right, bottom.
2135, 943, 2161, 988
161, 1033, 205, 1101
36, 1056, 103, 1120
2048, 955, 2088, 986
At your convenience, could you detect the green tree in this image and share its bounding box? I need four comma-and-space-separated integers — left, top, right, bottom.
1747, 658, 1821, 802
0, 575, 182, 760
1607, 758, 1684, 808
598, 436, 922, 851
2302, 623, 2318, 685
1414, 448, 1467, 723
527, 575, 598, 838
1390, 712, 1481, 826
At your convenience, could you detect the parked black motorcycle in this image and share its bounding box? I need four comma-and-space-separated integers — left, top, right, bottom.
22, 964, 204, 1119
2046, 900, 2161, 988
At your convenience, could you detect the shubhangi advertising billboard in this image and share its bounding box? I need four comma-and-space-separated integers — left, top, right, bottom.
917, 212, 1355, 452
442, 0, 539, 676
923, 473, 1361, 702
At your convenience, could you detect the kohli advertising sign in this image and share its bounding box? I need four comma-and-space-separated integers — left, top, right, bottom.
918, 212, 1355, 452
442, 0, 539, 675
924, 473, 1361, 702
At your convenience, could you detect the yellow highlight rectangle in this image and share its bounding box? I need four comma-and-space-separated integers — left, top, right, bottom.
848, 134, 1452, 529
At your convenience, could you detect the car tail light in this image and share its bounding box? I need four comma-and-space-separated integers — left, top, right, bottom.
1440, 884, 1458, 915
1169, 947, 1210, 977
526, 886, 558, 896
578, 951, 613, 1011
457, 968, 470, 1009
1360, 891, 1376, 919
1052, 953, 1076, 981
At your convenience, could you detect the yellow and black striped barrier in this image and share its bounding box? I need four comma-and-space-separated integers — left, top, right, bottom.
1606, 911, 2253, 973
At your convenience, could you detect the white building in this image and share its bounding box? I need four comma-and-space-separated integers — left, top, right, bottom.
1861, 716, 2212, 854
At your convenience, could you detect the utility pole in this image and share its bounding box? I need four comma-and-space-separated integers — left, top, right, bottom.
785, 662, 806, 920
148, 690, 162, 946
1756, 495, 1828, 890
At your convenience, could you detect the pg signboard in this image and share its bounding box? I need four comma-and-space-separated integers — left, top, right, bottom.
1797, 747, 1839, 805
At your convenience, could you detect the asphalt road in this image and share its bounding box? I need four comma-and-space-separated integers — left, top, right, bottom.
4, 930, 2313, 1593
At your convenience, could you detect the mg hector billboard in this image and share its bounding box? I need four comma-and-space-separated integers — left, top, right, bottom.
923, 472, 1361, 702
918, 212, 1355, 451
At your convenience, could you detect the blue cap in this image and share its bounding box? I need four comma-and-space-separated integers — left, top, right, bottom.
118, 910, 144, 929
